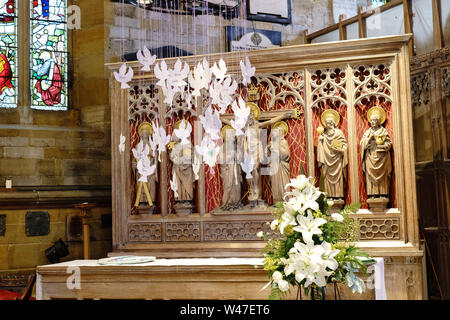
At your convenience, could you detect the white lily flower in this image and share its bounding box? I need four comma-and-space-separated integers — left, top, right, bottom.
285, 175, 310, 191
256, 231, 264, 238
293, 212, 327, 244
272, 271, 283, 282
270, 219, 279, 231
279, 211, 297, 235
277, 280, 290, 292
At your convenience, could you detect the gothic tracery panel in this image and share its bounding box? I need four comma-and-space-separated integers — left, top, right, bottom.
310, 67, 350, 205
353, 64, 396, 209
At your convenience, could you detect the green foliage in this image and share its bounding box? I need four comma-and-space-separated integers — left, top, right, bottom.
269, 286, 288, 300
262, 182, 372, 299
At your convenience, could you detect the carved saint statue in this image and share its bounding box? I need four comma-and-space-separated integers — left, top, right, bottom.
169, 120, 195, 215
243, 103, 296, 207
317, 109, 348, 200
220, 103, 298, 209
360, 106, 392, 199
219, 125, 243, 210
133, 122, 158, 212
269, 121, 291, 204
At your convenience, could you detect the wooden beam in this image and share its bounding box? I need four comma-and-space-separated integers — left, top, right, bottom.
403, 0, 414, 56
358, 6, 367, 38
339, 14, 347, 41
305, 0, 404, 42
432, 0, 443, 50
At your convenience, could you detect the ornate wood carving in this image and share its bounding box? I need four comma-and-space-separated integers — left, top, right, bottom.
166, 222, 201, 242
442, 67, 450, 98
254, 71, 305, 109
128, 223, 162, 242
411, 72, 430, 109
310, 68, 347, 108
203, 221, 272, 241
359, 218, 400, 240
353, 64, 392, 105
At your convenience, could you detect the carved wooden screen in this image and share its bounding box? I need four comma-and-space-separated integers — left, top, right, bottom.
109, 35, 420, 258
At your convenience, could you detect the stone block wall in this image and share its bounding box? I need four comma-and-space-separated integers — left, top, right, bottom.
0, 207, 112, 271
0, 0, 112, 277
105, 0, 347, 61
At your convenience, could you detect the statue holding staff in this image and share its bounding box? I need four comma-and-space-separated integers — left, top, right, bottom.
317, 109, 348, 201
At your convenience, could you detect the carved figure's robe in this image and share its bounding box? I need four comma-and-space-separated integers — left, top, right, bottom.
270, 137, 291, 203
170, 143, 194, 201
360, 126, 392, 196
317, 128, 348, 198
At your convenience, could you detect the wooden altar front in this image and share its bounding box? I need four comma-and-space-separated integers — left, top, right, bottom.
104, 34, 423, 299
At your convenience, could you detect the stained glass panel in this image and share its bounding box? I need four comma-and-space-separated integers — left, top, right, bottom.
30, 0, 67, 110
0, 0, 17, 108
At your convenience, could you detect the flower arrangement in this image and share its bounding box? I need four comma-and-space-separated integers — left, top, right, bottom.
260, 175, 373, 300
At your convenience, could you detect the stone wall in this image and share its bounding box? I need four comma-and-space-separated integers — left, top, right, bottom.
0, 0, 112, 278
0, 207, 112, 271
105, 0, 343, 61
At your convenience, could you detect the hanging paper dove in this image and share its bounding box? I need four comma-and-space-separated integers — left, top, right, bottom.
118, 133, 126, 154
132, 140, 148, 162
171, 59, 190, 87
240, 152, 255, 179
137, 46, 157, 72
137, 157, 157, 183
174, 120, 192, 145
157, 126, 171, 161
154, 60, 169, 88
240, 56, 255, 86
114, 63, 134, 89
192, 152, 201, 181
195, 137, 220, 172
209, 77, 238, 114
188, 61, 210, 98
231, 96, 250, 135
149, 134, 157, 157
170, 170, 179, 199
211, 58, 227, 82
199, 106, 222, 140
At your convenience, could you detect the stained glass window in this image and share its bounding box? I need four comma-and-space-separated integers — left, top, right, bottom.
30, 0, 68, 110
0, 0, 17, 108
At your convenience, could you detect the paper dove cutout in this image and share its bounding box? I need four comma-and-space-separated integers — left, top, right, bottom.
231, 96, 250, 135
154, 60, 169, 89
151, 121, 171, 162
148, 134, 157, 157
188, 59, 211, 98
195, 137, 220, 171
132, 140, 156, 183
192, 153, 201, 181
137, 46, 157, 72
199, 106, 222, 140
209, 77, 238, 114
211, 58, 227, 82
137, 157, 156, 183
240, 56, 255, 86
174, 120, 192, 145
114, 63, 134, 89
240, 152, 255, 179
155, 59, 190, 105
118, 134, 126, 154
132, 140, 149, 162
170, 170, 179, 198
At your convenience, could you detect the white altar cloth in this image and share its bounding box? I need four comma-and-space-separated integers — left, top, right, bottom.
36, 257, 386, 300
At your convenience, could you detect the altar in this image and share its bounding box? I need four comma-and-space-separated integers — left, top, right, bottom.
36, 34, 424, 300
36, 257, 387, 300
